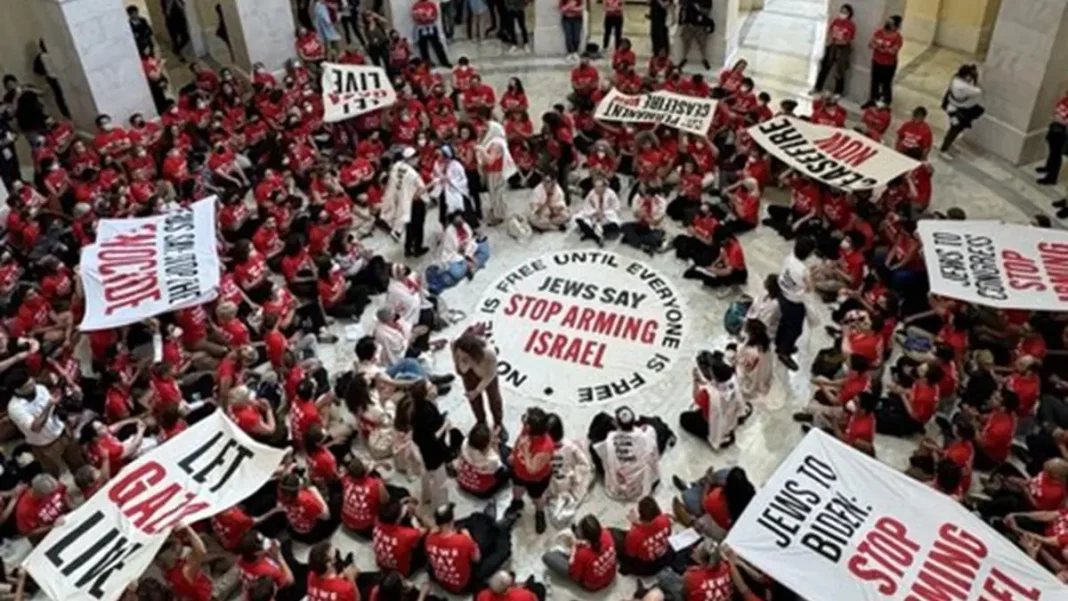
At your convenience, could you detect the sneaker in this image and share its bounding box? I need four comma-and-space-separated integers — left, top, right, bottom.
318, 333, 339, 343
535, 509, 547, 534
702, 59, 711, 70
1038, 177, 1058, 186
672, 475, 689, 492
792, 411, 814, 423
777, 352, 799, 371
413, 246, 431, 257
508, 45, 519, 54
1037, 166, 1049, 174
939, 149, 955, 160
430, 373, 456, 386
1059, 207, 1068, 219
505, 498, 525, 517
677, 59, 688, 71
1053, 198, 1068, 208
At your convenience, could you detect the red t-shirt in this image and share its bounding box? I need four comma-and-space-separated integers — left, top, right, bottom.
373, 522, 423, 575
701, 487, 732, 530
944, 440, 974, 493
624, 514, 671, 562
213, 506, 255, 551
908, 380, 938, 424
839, 371, 870, 405
265, 328, 289, 369
847, 330, 882, 365
828, 16, 856, 44
341, 474, 382, 531
308, 573, 358, 601
15, 485, 67, 534
896, 120, 933, 155
1056, 95, 1068, 122
683, 563, 733, 601
721, 239, 746, 271
1007, 372, 1041, 416
1029, 472, 1068, 511
289, 398, 324, 449
1047, 509, 1068, 549
307, 447, 338, 483
166, 561, 213, 601
980, 410, 1016, 464
568, 530, 617, 591
513, 433, 554, 481
283, 489, 324, 534
411, 0, 438, 25
238, 557, 287, 598
426, 531, 479, 593
871, 28, 902, 65
845, 412, 875, 445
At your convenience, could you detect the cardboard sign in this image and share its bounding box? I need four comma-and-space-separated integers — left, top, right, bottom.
594, 88, 717, 135
79, 198, 220, 331
321, 63, 397, 122
725, 429, 1068, 601
471, 251, 688, 404
24, 413, 286, 601
919, 219, 1068, 311
748, 116, 921, 191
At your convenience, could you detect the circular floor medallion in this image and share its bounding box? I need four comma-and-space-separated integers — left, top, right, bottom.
473, 250, 688, 404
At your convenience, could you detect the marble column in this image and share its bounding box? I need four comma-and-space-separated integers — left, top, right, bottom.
708, 0, 740, 68
826, 0, 892, 104
32, 0, 157, 130
532, 0, 565, 55
219, 0, 294, 72
739, 0, 764, 11
972, 0, 1068, 165
901, 0, 939, 45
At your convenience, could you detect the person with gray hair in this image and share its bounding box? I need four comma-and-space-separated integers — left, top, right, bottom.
15, 473, 73, 540
477, 570, 546, 601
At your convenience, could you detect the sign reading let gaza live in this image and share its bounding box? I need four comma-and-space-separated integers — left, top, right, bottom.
474, 251, 687, 404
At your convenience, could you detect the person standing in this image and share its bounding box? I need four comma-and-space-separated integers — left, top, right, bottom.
314, 0, 343, 52
868, 15, 902, 104
214, 4, 235, 62
811, 3, 855, 95
7, 369, 72, 476
127, 6, 155, 55
504, 0, 530, 53
649, 0, 671, 58
677, 0, 713, 71
775, 236, 815, 371
413, 0, 452, 67
0, 109, 18, 189
1039, 90, 1068, 186
939, 64, 983, 159
478, 121, 516, 225
383, 147, 431, 257
560, 0, 583, 61
452, 328, 504, 431
32, 40, 70, 119
602, 0, 624, 51
164, 0, 192, 59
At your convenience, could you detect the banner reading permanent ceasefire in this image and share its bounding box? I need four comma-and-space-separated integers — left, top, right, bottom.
725, 429, 1068, 601
321, 63, 397, 122
25, 412, 286, 601
918, 219, 1068, 311
594, 88, 717, 135
748, 116, 921, 191
79, 197, 220, 331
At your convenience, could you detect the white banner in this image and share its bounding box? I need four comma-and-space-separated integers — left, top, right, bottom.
594, 88, 717, 135
918, 219, 1068, 311
321, 63, 397, 123
725, 430, 1068, 601
79, 198, 220, 331
748, 116, 920, 191
25, 412, 286, 601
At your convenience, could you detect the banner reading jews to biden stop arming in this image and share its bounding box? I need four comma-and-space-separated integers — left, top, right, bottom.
24, 412, 286, 601
78, 197, 221, 331
594, 88, 717, 136
725, 429, 1068, 601
748, 116, 920, 192
321, 62, 398, 123
918, 219, 1068, 312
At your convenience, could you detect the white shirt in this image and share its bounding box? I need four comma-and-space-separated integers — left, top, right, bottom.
550, 438, 594, 498
593, 426, 659, 501
8, 384, 64, 446
778, 254, 809, 303
577, 188, 622, 225
531, 183, 567, 217
386, 275, 431, 324
706, 378, 741, 448
374, 319, 411, 367
440, 222, 477, 265
633, 194, 667, 224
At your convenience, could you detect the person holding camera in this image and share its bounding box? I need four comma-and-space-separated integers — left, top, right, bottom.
1038, 89, 1068, 186
677, 0, 714, 71
939, 64, 984, 159
6, 368, 74, 477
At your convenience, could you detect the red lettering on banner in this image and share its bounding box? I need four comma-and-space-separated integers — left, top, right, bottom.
979, 567, 1041, 601
523, 329, 607, 368
1038, 242, 1068, 302
503, 294, 660, 344
1001, 250, 1046, 293
901, 524, 988, 601
96, 223, 162, 315
812, 133, 879, 167
106, 461, 210, 535
848, 517, 920, 596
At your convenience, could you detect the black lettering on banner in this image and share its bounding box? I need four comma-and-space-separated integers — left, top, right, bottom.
42, 510, 145, 599
931, 232, 971, 287
965, 234, 1008, 301
758, 119, 881, 189
161, 210, 204, 305
176, 430, 254, 492
330, 68, 386, 115
755, 454, 872, 565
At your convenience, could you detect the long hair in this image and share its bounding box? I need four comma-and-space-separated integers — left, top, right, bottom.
725, 468, 756, 521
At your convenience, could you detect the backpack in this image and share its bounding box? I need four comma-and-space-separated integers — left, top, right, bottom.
724, 295, 753, 336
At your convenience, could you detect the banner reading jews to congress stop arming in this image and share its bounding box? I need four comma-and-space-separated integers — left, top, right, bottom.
321, 62, 398, 122
594, 88, 717, 136
724, 429, 1068, 601
748, 116, 920, 191
24, 412, 286, 601
918, 219, 1068, 311
79, 197, 221, 331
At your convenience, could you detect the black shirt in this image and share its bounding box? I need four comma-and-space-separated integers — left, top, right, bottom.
411, 399, 449, 470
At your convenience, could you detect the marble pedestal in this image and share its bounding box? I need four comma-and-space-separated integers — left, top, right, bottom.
219, 0, 294, 73
32, 0, 157, 128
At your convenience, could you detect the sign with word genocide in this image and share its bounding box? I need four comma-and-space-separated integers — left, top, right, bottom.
594, 88, 717, 135
725, 429, 1068, 601
25, 412, 286, 601
321, 63, 397, 122
473, 251, 688, 404
748, 116, 921, 191
79, 197, 220, 331
918, 219, 1068, 311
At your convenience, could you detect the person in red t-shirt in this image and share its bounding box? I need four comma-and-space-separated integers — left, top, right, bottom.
160, 524, 213, 601
411, 0, 451, 67
79, 418, 147, 472
971, 390, 1020, 471
506, 408, 555, 534
812, 4, 855, 95
475, 572, 541, 601
896, 106, 934, 159
306, 542, 359, 601
692, 231, 747, 289
236, 532, 298, 600
796, 355, 871, 425
373, 500, 427, 576
15, 473, 71, 539
612, 496, 673, 576
880, 361, 943, 436
1039, 90, 1068, 185
278, 472, 333, 543
543, 514, 617, 591
869, 15, 903, 103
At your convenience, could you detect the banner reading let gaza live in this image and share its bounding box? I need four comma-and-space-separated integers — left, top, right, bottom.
594, 88, 717, 135
918, 219, 1068, 311
748, 116, 920, 191
725, 430, 1068, 601
321, 63, 397, 122
24, 412, 286, 601
79, 197, 220, 331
